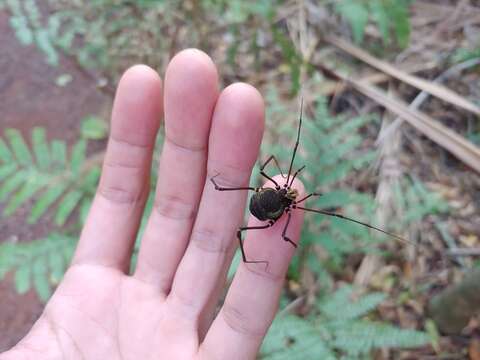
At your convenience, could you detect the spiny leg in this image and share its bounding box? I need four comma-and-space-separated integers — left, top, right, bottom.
294, 192, 322, 205
210, 174, 258, 192
260, 155, 283, 188
281, 211, 297, 248
237, 222, 274, 265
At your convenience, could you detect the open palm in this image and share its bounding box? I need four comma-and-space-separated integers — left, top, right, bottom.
1, 49, 304, 360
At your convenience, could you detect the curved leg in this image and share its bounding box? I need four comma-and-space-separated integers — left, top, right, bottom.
295, 192, 322, 205
281, 212, 297, 248
260, 155, 285, 177
210, 174, 258, 192
260, 155, 284, 188
237, 222, 274, 265
287, 165, 306, 188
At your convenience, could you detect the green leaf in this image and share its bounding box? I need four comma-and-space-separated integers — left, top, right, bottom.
55, 190, 83, 226
261, 315, 336, 359
32, 257, 51, 301
29, 183, 68, 223
3, 180, 45, 216
0, 164, 18, 182
51, 139, 67, 168
391, 0, 410, 48
81, 167, 101, 190
0, 169, 26, 201
370, 0, 390, 43
14, 264, 31, 294
35, 28, 59, 65
71, 140, 87, 173
9, 15, 34, 45
48, 249, 66, 284
0, 138, 13, 163
332, 320, 430, 355
5, 129, 33, 165
320, 288, 386, 321
81, 116, 108, 140
32, 127, 50, 170
336, 0, 369, 43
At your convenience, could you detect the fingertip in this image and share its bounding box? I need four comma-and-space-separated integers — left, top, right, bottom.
117, 64, 163, 100
221, 82, 265, 136
168, 48, 218, 75
164, 48, 219, 148
112, 64, 163, 144
209, 82, 265, 173
165, 48, 218, 92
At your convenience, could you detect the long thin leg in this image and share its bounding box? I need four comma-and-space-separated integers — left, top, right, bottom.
288, 165, 306, 188
237, 222, 273, 264
286, 98, 304, 185
295, 206, 416, 247
295, 192, 322, 205
260, 155, 285, 177
210, 175, 258, 192
281, 212, 297, 247
260, 171, 280, 189
259, 155, 283, 188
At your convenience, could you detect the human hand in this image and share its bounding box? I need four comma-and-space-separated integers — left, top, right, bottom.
1, 49, 304, 360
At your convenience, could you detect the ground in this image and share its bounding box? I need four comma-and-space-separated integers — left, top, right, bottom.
0, 10, 109, 351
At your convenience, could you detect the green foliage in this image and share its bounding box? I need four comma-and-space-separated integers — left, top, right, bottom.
263, 88, 448, 280
5, 0, 58, 64
264, 89, 381, 278
0, 127, 100, 225
0, 234, 76, 301
3, 0, 285, 82
0, 126, 164, 300
81, 116, 109, 140
260, 285, 431, 359
451, 47, 480, 64
334, 0, 412, 47
393, 176, 448, 227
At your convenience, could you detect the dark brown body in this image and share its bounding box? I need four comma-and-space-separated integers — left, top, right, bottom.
249, 188, 293, 221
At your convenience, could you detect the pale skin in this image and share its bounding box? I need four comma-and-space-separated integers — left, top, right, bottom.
0, 49, 305, 360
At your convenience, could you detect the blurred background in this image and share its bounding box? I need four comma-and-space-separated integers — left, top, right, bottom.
1, 0, 480, 358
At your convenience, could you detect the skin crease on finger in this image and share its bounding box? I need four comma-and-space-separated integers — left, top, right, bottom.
0, 49, 305, 360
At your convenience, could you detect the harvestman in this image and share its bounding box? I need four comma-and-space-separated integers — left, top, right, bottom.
210, 100, 413, 266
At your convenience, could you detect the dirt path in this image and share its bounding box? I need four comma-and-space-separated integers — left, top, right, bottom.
0, 10, 110, 351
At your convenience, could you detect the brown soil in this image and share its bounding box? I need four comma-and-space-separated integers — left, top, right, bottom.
0, 10, 110, 351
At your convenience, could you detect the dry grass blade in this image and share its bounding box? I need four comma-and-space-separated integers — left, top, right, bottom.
325, 35, 480, 117
317, 64, 480, 173
357, 82, 480, 173
317, 60, 438, 97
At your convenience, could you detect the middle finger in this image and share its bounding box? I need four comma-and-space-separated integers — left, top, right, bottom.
134, 49, 218, 292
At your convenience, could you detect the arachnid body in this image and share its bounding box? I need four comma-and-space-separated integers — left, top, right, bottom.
211, 100, 411, 266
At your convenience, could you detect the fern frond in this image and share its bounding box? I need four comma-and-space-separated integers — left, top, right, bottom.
0, 128, 101, 225
260, 315, 336, 360
331, 320, 430, 356
393, 176, 449, 227
334, 0, 411, 47
318, 285, 386, 321
0, 234, 76, 301
5, 128, 33, 165
32, 127, 51, 170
